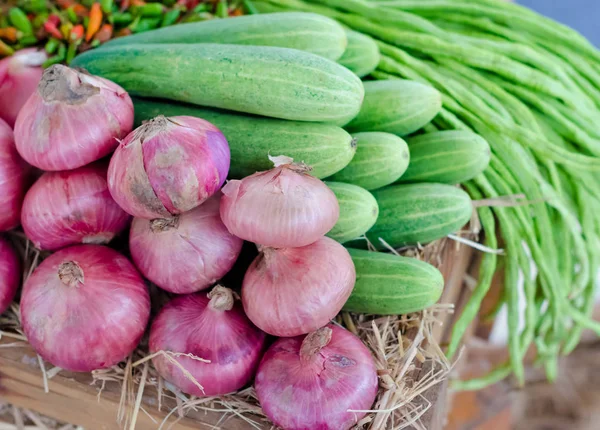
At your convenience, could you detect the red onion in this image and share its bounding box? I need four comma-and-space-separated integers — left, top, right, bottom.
0, 49, 47, 127
220, 156, 339, 248
149, 286, 266, 396
21, 163, 131, 251
0, 118, 29, 232
129, 195, 242, 294
14, 65, 133, 171
21, 245, 150, 372
243, 236, 355, 337
0, 237, 20, 314
108, 115, 230, 219
255, 325, 378, 430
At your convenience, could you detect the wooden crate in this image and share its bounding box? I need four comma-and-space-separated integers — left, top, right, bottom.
0, 242, 474, 430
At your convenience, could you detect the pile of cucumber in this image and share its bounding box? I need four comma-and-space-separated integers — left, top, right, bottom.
72, 11, 491, 316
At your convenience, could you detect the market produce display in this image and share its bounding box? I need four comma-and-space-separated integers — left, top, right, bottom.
1, 0, 600, 428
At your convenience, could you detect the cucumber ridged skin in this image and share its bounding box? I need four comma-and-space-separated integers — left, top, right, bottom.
327, 132, 410, 190
132, 98, 356, 179
325, 181, 379, 244
343, 248, 444, 315
72, 43, 364, 124
345, 79, 442, 135
400, 130, 491, 184
338, 30, 380, 78
101, 12, 348, 61
353, 183, 472, 249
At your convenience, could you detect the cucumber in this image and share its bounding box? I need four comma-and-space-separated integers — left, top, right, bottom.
72, 43, 364, 124
327, 132, 409, 190
400, 131, 491, 184
338, 30, 380, 78
343, 248, 444, 315
325, 182, 379, 244
352, 183, 472, 249
345, 80, 442, 135
101, 12, 347, 61
133, 98, 356, 179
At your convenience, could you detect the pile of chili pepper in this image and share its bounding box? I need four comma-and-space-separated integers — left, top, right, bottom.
0, 0, 251, 64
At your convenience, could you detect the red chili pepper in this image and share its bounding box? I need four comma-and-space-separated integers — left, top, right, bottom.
131, 0, 146, 6
44, 17, 64, 40
115, 28, 132, 38
72, 4, 89, 17
94, 23, 113, 43
57, 0, 76, 9
120, 0, 130, 12
85, 3, 103, 42
71, 24, 84, 41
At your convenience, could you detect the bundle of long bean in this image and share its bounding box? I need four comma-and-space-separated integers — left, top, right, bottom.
254, 0, 600, 387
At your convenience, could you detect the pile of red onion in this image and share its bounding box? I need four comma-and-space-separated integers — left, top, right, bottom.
1, 59, 382, 427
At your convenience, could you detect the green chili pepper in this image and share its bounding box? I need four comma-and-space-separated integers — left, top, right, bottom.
0, 40, 14, 57
183, 12, 213, 23
100, 0, 113, 14
18, 0, 47, 14
216, 1, 228, 18
160, 9, 181, 27
45, 38, 60, 54
132, 16, 162, 33
18, 34, 38, 46
9, 8, 34, 35
136, 4, 164, 17
0, 16, 9, 28
83, 16, 90, 28
66, 7, 78, 24
192, 4, 208, 13
163, 0, 177, 6
243, 0, 260, 14
43, 43, 66, 67
66, 39, 81, 64
81, 0, 95, 7
112, 12, 133, 25
91, 39, 101, 47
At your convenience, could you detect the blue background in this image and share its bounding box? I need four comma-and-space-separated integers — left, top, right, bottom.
520, 0, 599, 46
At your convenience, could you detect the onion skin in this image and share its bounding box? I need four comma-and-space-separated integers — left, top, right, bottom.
149, 287, 266, 396
14, 65, 133, 171
220, 160, 339, 248
255, 325, 379, 430
21, 163, 131, 251
242, 236, 355, 337
108, 115, 230, 219
21, 245, 150, 372
129, 195, 242, 294
0, 48, 47, 127
0, 238, 20, 314
0, 118, 29, 231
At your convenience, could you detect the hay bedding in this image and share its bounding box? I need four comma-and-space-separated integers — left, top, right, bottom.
0, 231, 458, 430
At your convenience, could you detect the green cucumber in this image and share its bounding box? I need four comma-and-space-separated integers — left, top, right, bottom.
327, 132, 410, 190
101, 12, 348, 61
72, 43, 364, 124
400, 131, 491, 184
343, 248, 444, 315
325, 182, 379, 243
351, 183, 472, 249
133, 98, 356, 179
338, 30, 380, 77
345, 79, 442, 135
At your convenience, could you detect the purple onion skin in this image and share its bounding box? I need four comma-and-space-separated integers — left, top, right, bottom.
129, 195, 242, 294
108, 115, 230, 219
21, 245, 150, 372
149, 291, 266, 397
0, 237, 20, 314
21, 163, 131, 251
255, 324, 379, 430
0, 118, 29, 232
